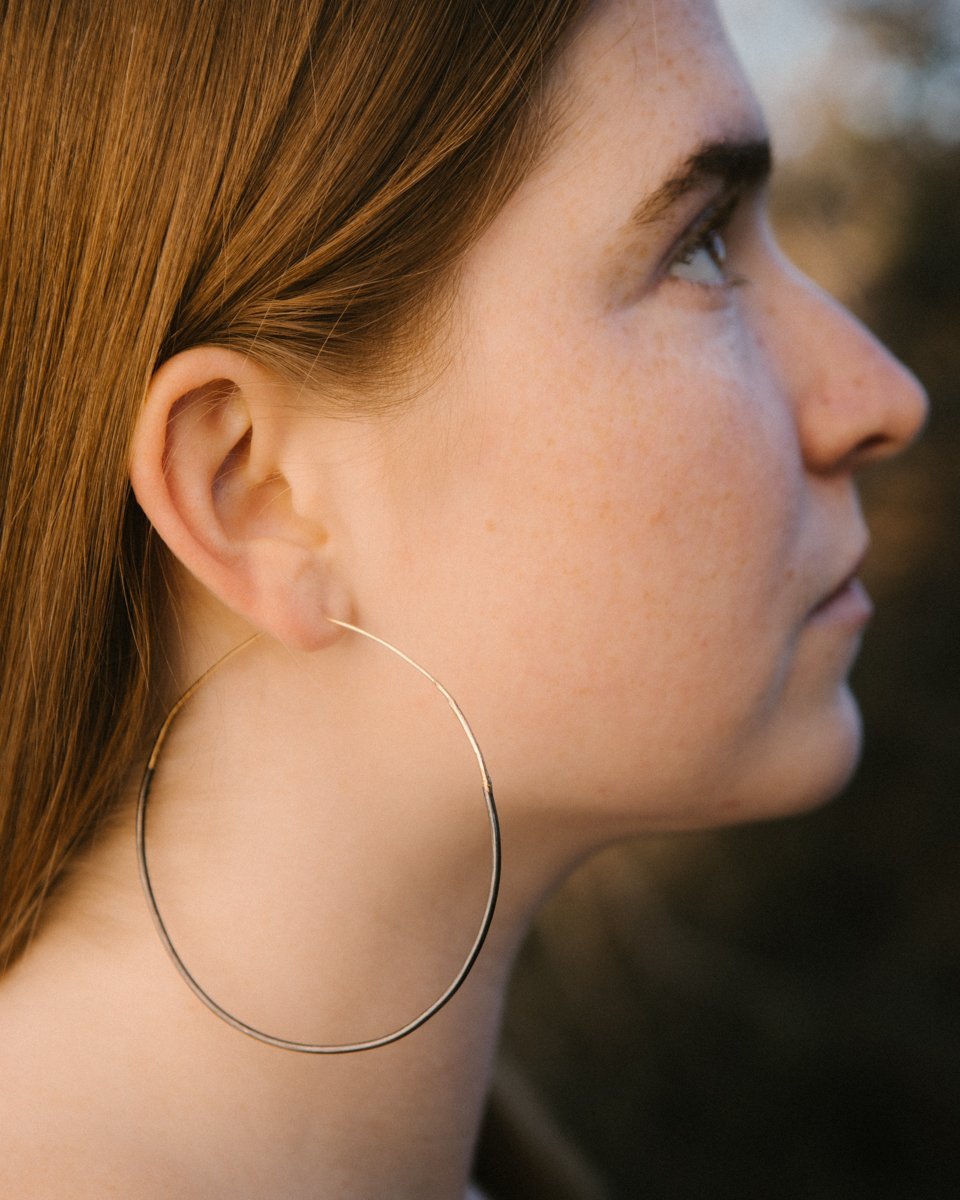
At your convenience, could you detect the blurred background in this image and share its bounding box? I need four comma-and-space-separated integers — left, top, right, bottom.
484, 1, 960, 1196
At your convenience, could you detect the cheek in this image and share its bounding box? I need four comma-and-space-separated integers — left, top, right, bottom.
583, 390, 798, 730
432, 319, 806, 785
486, 311, 803, 632
370, 286, 812, 812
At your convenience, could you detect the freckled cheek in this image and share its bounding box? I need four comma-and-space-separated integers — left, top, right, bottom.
571, 372, 801, 634
446, 383, 801, 757
449, 310, 800, 629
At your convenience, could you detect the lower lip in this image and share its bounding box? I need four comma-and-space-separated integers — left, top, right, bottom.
808, 577, 874, 627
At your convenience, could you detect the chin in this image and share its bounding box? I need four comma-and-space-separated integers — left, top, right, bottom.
709, 684, 866, 829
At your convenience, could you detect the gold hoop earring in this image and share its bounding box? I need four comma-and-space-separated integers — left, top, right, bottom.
136, 618, 500, 1055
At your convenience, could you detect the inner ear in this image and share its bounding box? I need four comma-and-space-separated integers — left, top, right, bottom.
210, 423, 253, 536
213, 429, 324, 550
214, 425, 253, 495
166, 377, 249, 464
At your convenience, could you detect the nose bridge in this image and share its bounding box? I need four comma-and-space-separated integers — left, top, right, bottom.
768, 258, 929, 474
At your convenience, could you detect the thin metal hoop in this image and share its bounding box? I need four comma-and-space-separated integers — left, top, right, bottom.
136, 619, 500, 1054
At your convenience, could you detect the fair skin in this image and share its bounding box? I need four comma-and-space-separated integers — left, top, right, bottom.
0, 1, 927, 1197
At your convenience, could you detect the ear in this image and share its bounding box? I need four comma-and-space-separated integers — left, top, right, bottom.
129, 346, 351, 650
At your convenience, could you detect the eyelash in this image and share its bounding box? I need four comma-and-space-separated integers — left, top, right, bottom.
668, 192, 746, 289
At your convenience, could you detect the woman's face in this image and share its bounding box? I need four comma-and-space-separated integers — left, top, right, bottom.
340, 0, 927, 832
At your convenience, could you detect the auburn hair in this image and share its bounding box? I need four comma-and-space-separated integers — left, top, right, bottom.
0, 0, 588, 972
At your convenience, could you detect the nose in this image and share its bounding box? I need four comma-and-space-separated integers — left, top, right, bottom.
764, 256, 929, 475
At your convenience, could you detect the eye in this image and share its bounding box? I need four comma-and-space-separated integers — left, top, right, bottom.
665, 195, 742, 289
669, 228, 729, 285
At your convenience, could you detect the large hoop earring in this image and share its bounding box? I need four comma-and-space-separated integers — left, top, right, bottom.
136, 618, 501, 1055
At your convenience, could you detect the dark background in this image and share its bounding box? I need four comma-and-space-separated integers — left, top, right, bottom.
497, 2, 960, 1195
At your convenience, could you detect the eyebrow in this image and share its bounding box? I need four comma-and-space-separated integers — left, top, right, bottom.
629, 137, 773, 229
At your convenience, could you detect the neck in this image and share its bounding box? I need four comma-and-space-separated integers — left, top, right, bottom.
0, 890, 515, 1199
0, 622, 583, 1199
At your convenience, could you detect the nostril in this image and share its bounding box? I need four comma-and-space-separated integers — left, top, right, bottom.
846, 431, 898, 470
857, 433, 888, 458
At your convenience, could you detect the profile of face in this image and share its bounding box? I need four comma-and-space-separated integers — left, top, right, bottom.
143, 0, 928, 849
339, 0, 927, 834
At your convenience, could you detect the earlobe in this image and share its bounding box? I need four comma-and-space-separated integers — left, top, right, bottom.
128, 347, 350, 650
